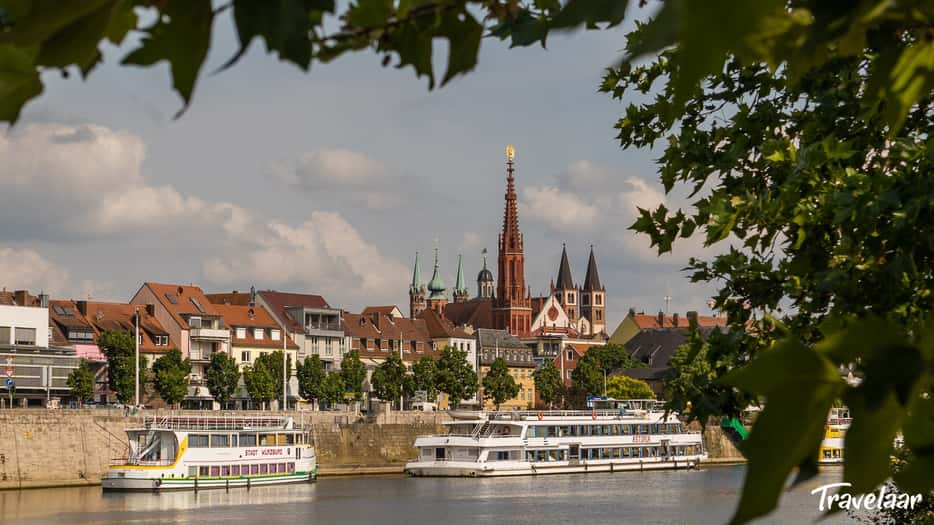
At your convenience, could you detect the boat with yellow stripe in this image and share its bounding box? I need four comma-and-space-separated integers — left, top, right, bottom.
102, 415, 316, 491
818, 407, 850, 465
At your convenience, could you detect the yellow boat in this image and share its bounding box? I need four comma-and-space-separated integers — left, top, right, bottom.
818, 407, 850, 465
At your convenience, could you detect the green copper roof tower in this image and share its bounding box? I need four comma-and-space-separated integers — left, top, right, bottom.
410, 251, 424, 292
427, 244, 447, 300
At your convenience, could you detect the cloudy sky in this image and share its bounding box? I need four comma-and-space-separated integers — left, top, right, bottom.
0, 4, 721, 329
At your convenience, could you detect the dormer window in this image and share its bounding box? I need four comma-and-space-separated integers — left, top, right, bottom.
189, 316, 202, 328
271, 329, 281, 341
254, 328, 264, 340
236, 327, 246, 339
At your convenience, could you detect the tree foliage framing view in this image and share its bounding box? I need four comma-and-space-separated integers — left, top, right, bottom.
3, 1, 932, 524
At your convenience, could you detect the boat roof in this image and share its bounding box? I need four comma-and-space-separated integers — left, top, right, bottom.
132, 415, 301, 431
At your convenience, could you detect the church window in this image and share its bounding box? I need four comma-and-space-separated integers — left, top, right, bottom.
596, 295, 602, 306
567, 293, 574, 304
596, 311, 602, 321
582, 294, 590, 306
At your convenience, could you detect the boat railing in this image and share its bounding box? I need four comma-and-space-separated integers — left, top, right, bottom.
110, 457, 175, 466
483, 409, 668, 420
142, 415, 299, 431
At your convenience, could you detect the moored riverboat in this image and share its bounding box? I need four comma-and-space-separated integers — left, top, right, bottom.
103, 415, 316, 491
818, 407, 850, 465
405, 400, 706, 477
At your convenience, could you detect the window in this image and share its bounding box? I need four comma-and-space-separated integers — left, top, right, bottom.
254, 328, 264, 340
231, 465, 240, 476
189, 435, 209, 448
375, 338, 383, 352
326, 338, 333, 355
271, 329, 281, 341
567, 293, 575, 304
199, 466, 209, 477
259, 434, 275, 446
14, 327, 36, 346
279, 463, 286, 474
165, 293, 178, 305
189, 296, 207, 314
0, 326, 9, 344
596, 311, 602, 321
250, 465, 259, 475
360, 338, 367, 350
596, 295, 602, 306
567, 350, 574, 361
241, 351, 251, 362
260, 464, 268, 474
210, 434, 230, 447
236, 327, 246, 339
189, 316, 202, 328
239, 434, 257, 447
582, 294, 589, 306
221, 466, 230, 476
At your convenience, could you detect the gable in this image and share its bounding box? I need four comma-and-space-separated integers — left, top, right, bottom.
530, 295, 572, 333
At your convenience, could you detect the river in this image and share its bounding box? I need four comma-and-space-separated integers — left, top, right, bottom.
0, 466, 858, 525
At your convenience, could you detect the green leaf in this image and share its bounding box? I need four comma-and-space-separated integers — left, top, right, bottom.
843, 390, 903, 495
893, 452, 934, 494
551, 0, 629, 30
227, 0, 333, 72
121, 0, 214, 117
34, 1, 113, 75
883, 40, 934, 132
0, 0, 112, 45
438, 10, 482, 86
345, 0, 392, 28
903, 379, 934, 453
0, 43, 42, 123
721, 338, 845, 524
104, 0, 137, 45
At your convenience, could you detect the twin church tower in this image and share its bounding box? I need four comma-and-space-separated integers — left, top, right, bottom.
408, 146, 607, 338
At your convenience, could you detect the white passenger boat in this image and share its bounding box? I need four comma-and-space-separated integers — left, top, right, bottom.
103, 415, 317, 491
818, 407, 851, 465
405, 400, 706, 477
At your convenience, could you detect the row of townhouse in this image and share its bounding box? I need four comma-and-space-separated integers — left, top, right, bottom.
4, 280, 600, 410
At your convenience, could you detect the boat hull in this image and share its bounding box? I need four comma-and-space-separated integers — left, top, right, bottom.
405, 457, 705, 477
102, 471, 316, 492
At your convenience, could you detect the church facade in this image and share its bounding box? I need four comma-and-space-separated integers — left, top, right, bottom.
408, 146, 608, 342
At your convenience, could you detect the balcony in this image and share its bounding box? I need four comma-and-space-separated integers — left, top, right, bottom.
189, 327, 228, 340
188, 350, 211, 363
304, 322, 342, 333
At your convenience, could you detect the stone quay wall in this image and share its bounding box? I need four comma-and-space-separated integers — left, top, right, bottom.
0, 410, 741, 490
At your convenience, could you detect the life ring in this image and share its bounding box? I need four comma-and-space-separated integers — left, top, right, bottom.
537, 411, 544, 421
591, 409, 597, 420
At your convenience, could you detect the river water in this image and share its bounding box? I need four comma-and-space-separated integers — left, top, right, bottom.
0, 466, 858, 525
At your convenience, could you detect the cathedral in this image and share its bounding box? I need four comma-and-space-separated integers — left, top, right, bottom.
408, 145, 608, 340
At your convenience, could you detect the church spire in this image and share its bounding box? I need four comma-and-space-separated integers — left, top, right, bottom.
410, 251, 423, 292
582, 245, 603, 291
427, 243, 446, 299
495, 145, 531, 336
555, 243, 574, 290
454, 254, 469, 303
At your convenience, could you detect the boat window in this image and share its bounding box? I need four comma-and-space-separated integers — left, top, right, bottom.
279, 463, 287, 473
210, 434, 230, 447
259, 434, 275, 446
239, 434, 257, 447
284, 433, 295, 445
230, 434, 238, 447
276, 434, 288, 446
188, 466, 198, 477
260, 464, 269, 474
221, 466, 230, 476
210, 466, 220, 477
189, 434, 209, 448
199, 466, 209, 477
232, 465, 241, 476
288, 462, 295, 472
251, 465, 259, 475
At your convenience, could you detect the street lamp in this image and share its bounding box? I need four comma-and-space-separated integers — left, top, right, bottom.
134, 306, 140, 408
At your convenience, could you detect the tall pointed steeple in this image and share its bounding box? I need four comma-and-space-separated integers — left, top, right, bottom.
553, 243, 578, 323
410, 252, 423, 292
582, 245, 603, 291
555, 243, 574, 290
453, 254, 469, 303
580, 245, 606, 336
494, 145, 532, 336
409, 251, 426, 318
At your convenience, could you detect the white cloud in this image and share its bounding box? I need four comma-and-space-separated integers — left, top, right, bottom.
520, 186, 600, 232
203, 211, 408, 305
267, 147, 405, 210
0, 123, 250, 239
0, 246, 114, 299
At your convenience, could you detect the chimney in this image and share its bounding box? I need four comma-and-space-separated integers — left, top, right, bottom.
672, 313, 679, 327
146, 304, 156, 316
77, 300, 88, 316
14, 290, 28, 306
39, 293, 49, 308
249, 285, 256, 307
657, 310, 664, 328
628, 307, 636, 318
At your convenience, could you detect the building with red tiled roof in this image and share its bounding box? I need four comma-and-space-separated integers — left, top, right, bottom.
362, 305, 403, 318
132, 283, 231, 406
608, 309, 727, 346
207, 289, 344, 371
